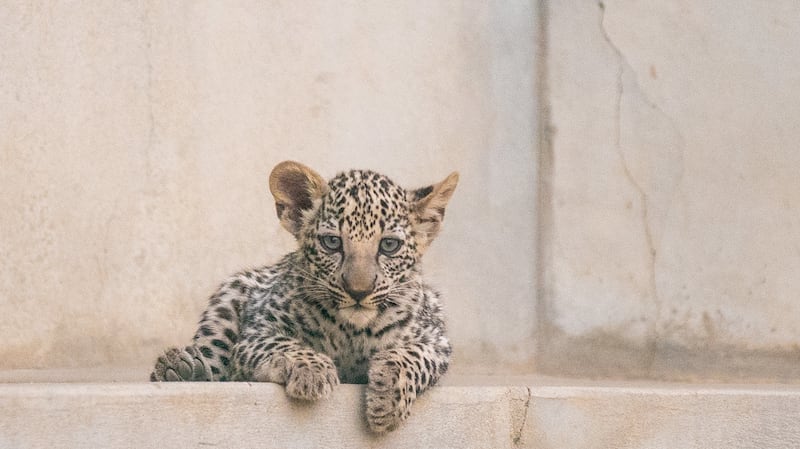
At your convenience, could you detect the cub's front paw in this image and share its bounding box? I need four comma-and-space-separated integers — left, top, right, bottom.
150, 346, 212, 381
284, 352, 340, 401
366, 358, 414, 433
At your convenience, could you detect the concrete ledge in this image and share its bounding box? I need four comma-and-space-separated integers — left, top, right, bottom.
1, 378, 800, 448
0, 382, 527, 449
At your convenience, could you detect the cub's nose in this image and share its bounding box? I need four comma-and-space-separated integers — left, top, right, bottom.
342, 274, 376, 303
346, 287, 371, 303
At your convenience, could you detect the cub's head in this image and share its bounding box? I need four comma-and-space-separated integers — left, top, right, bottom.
269, 161, 458, 328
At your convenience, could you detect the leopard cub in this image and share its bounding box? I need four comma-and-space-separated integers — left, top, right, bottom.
151, 161, 458, 433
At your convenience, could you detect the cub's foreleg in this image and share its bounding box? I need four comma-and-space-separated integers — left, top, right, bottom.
365, 340, 451, 433
231, 324, 340, 400
151, 275, 249, 381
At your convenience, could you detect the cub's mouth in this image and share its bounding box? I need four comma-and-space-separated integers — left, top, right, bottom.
338, 305, 379, 328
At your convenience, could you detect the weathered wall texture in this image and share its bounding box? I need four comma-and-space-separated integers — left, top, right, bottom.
0, 2, 537, 371
3, 0, 800, 383
538, 0, 800, 380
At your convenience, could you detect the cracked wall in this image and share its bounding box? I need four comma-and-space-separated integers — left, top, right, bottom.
3, 0, 799, 383
538, 0, 800, 380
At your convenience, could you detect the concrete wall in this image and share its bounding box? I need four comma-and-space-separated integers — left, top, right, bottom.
0, 2, 538, 372
537, 0, 800, 381
3, 0, 800, 383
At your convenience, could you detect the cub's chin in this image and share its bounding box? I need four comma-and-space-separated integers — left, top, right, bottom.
338, 307, 378, 329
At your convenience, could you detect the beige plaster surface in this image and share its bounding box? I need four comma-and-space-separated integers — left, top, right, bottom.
3, 0, 800, 384
0, 2, 537, 371
538, 0, 800, 380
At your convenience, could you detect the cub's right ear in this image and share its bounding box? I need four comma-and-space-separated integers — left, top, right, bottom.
268, 161, 327, 237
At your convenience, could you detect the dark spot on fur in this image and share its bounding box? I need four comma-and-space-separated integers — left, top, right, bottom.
216, 307, 233, 321
211, 339, 229, 351
224, 328, 238, 343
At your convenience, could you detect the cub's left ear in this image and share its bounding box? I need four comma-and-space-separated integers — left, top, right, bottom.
409, 172, 459, 253
269, 161, 328, 238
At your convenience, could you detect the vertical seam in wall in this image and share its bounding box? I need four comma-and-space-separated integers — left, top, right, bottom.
141, 0, 155, 180
533, 0, 554, 369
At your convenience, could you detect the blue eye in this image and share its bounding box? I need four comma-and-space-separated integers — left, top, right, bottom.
319, 235, 342, 252
379, 238, 402, 256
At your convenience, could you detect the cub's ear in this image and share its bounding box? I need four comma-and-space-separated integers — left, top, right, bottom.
409, 172, 459, 253
269, 161, 327, 237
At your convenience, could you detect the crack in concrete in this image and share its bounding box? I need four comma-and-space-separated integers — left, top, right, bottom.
512, 387, 532, 447
598, 1, 664, 374
598, 2, 686, 137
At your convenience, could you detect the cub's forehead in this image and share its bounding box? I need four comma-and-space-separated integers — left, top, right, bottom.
319, 170, 410, 235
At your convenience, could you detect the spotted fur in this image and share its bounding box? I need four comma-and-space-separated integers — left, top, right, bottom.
151, 161, 458, 433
